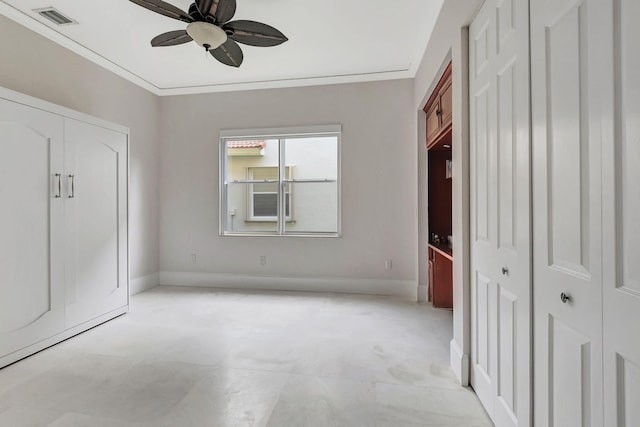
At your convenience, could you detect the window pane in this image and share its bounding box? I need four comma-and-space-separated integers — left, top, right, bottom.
224, 183, 277, 233
226, 139, 278, 182
284, 182, 338, 234
250, 167, 278, 180
284, 137, 338, 180
253, 193, 277, 217
253, 182, 278, 193
221, 129, 339, 236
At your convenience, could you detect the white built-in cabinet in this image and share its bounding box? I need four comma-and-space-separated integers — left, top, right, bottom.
469, 0, 640, 426
0, 87, 128, 368
531, 0, 640, 425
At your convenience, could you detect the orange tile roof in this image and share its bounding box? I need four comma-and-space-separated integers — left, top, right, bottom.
227, 140, 266, 149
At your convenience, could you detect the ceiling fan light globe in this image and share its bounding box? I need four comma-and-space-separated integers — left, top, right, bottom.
186, 21, 227, 50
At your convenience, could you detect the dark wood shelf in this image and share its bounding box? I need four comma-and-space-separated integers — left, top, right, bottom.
428, 243, 453, 261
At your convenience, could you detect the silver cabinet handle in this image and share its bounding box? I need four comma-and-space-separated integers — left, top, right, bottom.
502, 267, 509, 276
68, 175, 75, 198
560, 292, 571, 304
54, 173, 62, 198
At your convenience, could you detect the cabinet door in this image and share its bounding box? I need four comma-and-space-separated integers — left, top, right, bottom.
439, 77, 453, 130
64, 118, 128, 328
428, 256, 435, 302
433, 253, 453, 309
0, 97, 65, 362
425, 101, 441, 147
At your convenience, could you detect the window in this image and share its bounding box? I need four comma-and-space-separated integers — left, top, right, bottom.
220, 126, 341, 236
247, 167, 291, 221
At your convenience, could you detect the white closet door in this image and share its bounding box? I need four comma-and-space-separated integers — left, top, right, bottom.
0, 98, 65, 359
602, 0, 640, 424
469, 0, 531, 425
64, 118, 128, 328
531, 0, 607, 425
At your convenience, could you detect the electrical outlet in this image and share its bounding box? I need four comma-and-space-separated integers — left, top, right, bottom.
260, 255, 267, 266
191, 253, 197, 264
385, 259, 392, 270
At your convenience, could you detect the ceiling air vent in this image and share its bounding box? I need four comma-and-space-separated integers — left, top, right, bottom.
33, 7, 77, 26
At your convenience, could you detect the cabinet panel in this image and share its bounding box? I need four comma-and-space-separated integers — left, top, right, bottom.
433, 252, 453, 308
0, 97, 65, 358
428, 253, 434, 302
65, 118, 128, 328
425, 102, 441, 145
440, 78, 453, 129
425, 63, 452, 149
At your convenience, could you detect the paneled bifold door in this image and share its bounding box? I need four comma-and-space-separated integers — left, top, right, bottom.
469, 0, 531, 425
0, 90, 129, 368
602, 1, 640, 424
0, 98, 66, 359
64, 118, 128, 328
531, 0, 640, 425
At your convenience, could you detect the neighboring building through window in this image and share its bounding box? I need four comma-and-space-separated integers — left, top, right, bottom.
220, 126, 341, 236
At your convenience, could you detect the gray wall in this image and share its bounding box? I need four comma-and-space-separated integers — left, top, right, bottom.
0, 13, 422, 295
0, 15, 160, 287
159, 80, 418, 288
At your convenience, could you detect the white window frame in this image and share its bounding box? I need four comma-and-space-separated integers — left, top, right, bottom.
220, 125, 341, 237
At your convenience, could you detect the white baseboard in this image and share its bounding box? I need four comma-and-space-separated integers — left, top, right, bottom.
450, 339, 469, 386
130, 272, 159, 295
158, 271, 417, 298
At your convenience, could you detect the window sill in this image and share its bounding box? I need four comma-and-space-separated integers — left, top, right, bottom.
244, 219, 295, 223
220, 232, 341, 238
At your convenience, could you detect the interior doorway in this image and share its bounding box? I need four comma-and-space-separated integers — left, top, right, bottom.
424, 62, 454, 310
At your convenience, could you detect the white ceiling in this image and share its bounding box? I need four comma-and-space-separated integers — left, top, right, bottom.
0, 0, 444, 95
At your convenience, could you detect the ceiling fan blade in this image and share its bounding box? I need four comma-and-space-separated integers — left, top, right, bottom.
151, 30, 193, 47
194, 0, 213, 17
188, 3, 205, 20
201, 0, 236, 24
129, 0, 193, 22
210, 38, 243, 67
224, 20, 288, 47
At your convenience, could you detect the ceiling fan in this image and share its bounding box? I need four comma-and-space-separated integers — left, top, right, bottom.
129, 0, 288, 67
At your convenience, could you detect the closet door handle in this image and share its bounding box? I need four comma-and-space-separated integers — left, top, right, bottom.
68, 175, 75, 198
54, 174, 62, 198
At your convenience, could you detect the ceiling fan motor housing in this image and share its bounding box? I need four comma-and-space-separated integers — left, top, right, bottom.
186, 21, 227, 50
